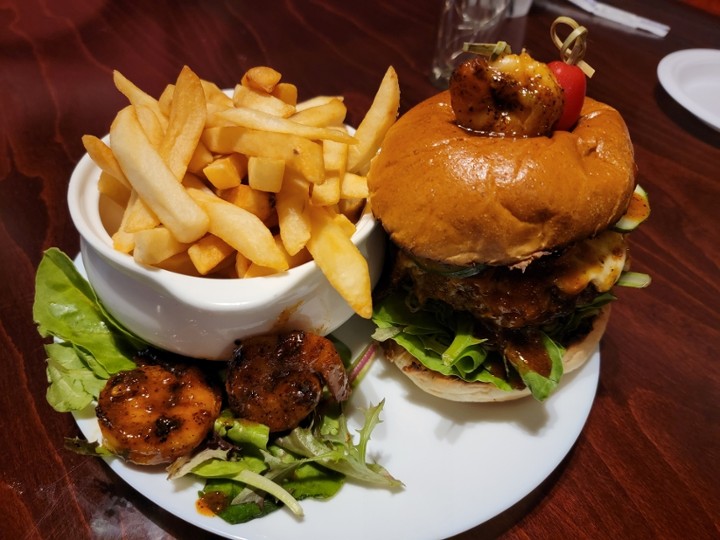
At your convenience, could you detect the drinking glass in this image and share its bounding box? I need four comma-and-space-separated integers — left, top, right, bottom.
430, 0, 511, 88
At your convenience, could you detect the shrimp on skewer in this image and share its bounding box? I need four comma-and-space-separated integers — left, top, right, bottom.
96, 355, 223, 465
226, 331, 350, 433
449, 51, 564, 137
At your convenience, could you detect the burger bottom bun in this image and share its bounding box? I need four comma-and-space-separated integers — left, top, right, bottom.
382, 306, 611, 403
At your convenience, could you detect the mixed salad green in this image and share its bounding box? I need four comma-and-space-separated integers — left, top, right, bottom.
33, 248, 401, 523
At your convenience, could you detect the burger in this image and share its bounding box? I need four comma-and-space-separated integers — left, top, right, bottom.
367, 50, 650, 402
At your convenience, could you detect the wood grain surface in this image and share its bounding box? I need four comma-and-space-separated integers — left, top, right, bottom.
1, 0, 718, 538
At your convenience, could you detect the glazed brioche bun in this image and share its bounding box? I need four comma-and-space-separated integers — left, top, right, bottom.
367, 92, 636, 266
383, 306, 610, 403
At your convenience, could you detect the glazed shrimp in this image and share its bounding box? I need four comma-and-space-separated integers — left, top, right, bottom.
96, 358, 222, 465
226, 331, 350, 433
449, 51, 564, 137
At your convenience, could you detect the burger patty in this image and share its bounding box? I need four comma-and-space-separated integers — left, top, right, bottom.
391, 231, 628, 329
400, 255, 588, 328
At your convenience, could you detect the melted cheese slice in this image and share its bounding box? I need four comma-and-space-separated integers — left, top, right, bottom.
554, 231, 628, 295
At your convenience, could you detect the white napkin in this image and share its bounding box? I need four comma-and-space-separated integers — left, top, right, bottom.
565, 0, 670, 37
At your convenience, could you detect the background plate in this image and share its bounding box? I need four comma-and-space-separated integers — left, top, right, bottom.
658, 48, 720, 131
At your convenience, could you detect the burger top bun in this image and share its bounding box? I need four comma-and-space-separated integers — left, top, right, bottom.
367, 92, 636, 266
383, 305, 610, 403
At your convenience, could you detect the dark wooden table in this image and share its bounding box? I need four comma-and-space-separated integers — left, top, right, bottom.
2, 1, 718, 538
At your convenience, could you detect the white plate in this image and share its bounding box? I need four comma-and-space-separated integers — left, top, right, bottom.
72, 256, 599, 540
657, 48, 720, 131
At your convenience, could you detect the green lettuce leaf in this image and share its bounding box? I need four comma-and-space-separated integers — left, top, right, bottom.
33, 248, 141, 411
372, 287, 607, 401
510, 334, 566, 401
45, 342, 107, 411
372, 291, 509, 388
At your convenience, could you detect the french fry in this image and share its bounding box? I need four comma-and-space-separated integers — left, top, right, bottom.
204, 201, 288, 271
323, 139, 349, 173
81, 135, 130, 188
290, 98, 347, 127
241, 66, 282, 93
158, 84, 175, 117
338, 197, 367, 223
133, 226, 191, 265
117, 190, 160, 235
215, 107, 356, 144
155, 250, 202, 277
110, 106, 209, 243
203, 154, 248, 190
311, 176, 340, 206
208, 255, 238, 278
187, 140, 215, 173
306, 205, 372, 318
185, 186, 287, 271
234, 251, 251, 278
245, 236, 310, 277
159, 66, 207, 180
113, 70, 168, 131
295, 95, 343, 111
134, 104, 166, 148
272, 82, 298, 106
98, 171, 131, 207
202, 126, 325, 184
276, 175, 311, 256
340, 171, 369, 199
347, 66, 400, 174
312, 139, 348, 205
112, 229, 135, 254
187, 234, 235, 275
220, 184, 274, 223
204, 103, 234, 129
333, 212, 356, 238
201, 80, 234, 108
182, 172, 215, 194
248, 156, 285, 193
233, 85, 295, 118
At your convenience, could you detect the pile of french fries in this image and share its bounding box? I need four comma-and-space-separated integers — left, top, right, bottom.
82, 65, 400, 318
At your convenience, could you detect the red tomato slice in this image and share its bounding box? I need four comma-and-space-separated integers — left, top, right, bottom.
548, 61, 586, 131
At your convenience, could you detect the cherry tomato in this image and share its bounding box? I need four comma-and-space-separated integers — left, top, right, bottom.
548, 61, 586, 131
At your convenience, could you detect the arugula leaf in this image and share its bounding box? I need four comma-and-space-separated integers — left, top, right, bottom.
64, 437, 114, 457
275, 400, 403, 488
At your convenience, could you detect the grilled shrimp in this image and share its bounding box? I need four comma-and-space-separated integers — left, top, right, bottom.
449, 51, 564, 137
96, 357, 222, 465
226, 331, 350, 433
